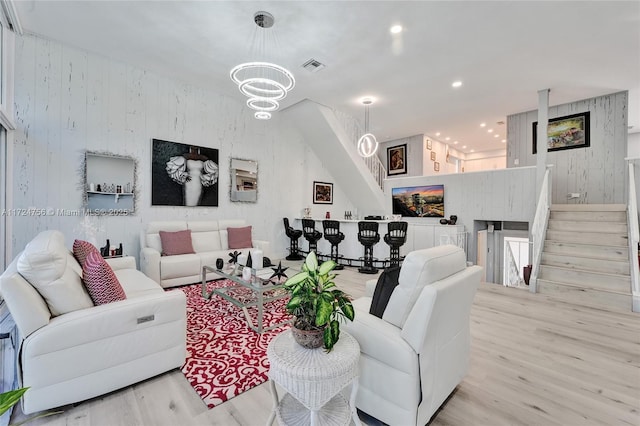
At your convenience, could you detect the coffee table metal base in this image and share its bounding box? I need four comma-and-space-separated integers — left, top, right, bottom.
201, 265, 290, 334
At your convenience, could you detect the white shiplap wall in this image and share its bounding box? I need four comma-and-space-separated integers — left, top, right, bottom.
11, 34, 356, 261
507, 91, 628, 204
383, 166, 537, 262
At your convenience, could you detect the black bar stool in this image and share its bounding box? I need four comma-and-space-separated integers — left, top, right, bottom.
283, 218, 304, 261
384, 221, 408, 267
302, 218, 323, 254
358, 221, 380, 274
322, 220, 345, 270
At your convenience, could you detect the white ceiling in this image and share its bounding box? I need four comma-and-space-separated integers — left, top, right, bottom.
12, 1, 640, 154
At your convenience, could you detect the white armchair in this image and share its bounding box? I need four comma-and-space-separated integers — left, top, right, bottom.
344, 245, 482, 426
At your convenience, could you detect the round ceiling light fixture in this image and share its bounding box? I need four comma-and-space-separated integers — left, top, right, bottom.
230, 12, 295, 120
357, 97, 379, 157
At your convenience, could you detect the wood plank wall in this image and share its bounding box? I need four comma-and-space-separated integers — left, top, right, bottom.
507, 91, 628, 204
11, 34, 357, 261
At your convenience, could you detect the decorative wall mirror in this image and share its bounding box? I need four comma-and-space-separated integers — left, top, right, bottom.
84, 152, 137, 215
230, 158, 258, 203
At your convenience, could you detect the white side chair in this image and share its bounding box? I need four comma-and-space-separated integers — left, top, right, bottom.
344, 245, 482, 426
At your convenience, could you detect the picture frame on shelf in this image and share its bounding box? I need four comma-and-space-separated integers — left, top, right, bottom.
313, 181, 333, 204
387, 144, 407, 176
431, 151, 436, 161
434, 162, 440, 172
532, 111, 590, 154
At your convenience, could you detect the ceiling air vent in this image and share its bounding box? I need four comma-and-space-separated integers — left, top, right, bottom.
301, 59, 326, 73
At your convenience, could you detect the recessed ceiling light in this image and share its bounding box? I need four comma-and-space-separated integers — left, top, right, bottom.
480, 123, 486, 127
435, 132, 441, 136
462, 145, 467, 149
390, 25, 403, 34
487, 129, 493, 133
470, 149, 475, 153
494, 134, 499, 138
445, 137, 450, 141
453, 141, 459, 145
501, 139, 506, 143
451, 81, 463, 88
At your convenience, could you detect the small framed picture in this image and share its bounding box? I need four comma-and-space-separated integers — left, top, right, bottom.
313, 181, 333, 204
387, 144, 407, 176
426, 139, 432, 150
434, 162, 440, 172
431, 151, 436, 161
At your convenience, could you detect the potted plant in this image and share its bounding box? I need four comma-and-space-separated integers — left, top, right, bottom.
283, 251, 354, 351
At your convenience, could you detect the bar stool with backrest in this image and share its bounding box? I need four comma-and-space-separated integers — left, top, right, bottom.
322, 220, 345, 270
302, 218, 323, 254
283, 218, 304, 260
358, 221, 380, 274
384, 221, 408, 267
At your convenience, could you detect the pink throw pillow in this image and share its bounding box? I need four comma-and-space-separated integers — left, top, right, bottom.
159, 230, 195, 256
73, 239, 100, 267
82, 251, 126, 305
228, 226, 253, 249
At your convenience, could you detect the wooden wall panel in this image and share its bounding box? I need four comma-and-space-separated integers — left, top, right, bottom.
10, 34, 357, 260
507, 92, 627, 204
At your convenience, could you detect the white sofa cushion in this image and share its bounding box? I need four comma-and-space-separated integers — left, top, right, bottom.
191, 231, 222, 253
16, 230, 93, 316
160, 254, 201, 280
383, 245, 466, 328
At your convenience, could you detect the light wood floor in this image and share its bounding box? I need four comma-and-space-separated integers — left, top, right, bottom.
11, 261, 640, 426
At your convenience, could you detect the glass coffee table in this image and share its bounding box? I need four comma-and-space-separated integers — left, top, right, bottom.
201, 264, 292, 334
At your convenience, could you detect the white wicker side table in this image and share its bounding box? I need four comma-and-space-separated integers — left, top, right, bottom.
266, 329, 362, 426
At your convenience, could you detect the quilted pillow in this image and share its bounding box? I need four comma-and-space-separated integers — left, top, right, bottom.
159, 229, 195, 256
73, 239, 100, 267
82, 251, 126, 305
227, 226, 253, 249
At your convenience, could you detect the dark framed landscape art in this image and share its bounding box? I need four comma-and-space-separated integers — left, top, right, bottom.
387, 144, 407, 176
533, 111, 590, 154
313, 181, 333, 204
152, 139, 219, 207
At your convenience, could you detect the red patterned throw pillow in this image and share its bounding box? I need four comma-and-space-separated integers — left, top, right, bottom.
82, 251, 126, 305
227, 226, 253, 249
73, 239, 100, 268
159, 230, 196, 256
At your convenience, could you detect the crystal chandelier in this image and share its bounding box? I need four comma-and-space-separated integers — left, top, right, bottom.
230, 12, 295, 120
357, 98, 379, 157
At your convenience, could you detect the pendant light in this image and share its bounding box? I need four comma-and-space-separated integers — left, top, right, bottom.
230, 11, 295, 120
357, 98, 379, 157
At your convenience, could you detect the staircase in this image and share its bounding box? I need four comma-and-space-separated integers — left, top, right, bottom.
537, 204, 632, 311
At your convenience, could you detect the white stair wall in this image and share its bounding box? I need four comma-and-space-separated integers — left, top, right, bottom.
281, 99, 386, 214
537, 204, 632, 311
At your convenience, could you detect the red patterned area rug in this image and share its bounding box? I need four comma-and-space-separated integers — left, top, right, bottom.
175, 280, 291, 408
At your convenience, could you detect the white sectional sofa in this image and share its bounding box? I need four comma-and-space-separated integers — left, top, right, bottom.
140, 219, 271, 288
0, 230, 186, 414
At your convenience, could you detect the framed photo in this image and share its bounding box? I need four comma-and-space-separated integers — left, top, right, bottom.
313, 181, 333, 204
434, 162, 440, 172
533, 111, 590, 154
387, 144, 407, 176
152, 139, 219, 207
426, 138, 432, 150
430, 151, 436, 161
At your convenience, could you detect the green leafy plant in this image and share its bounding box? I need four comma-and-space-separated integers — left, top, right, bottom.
0, 387, 28, 416
284, 251, 355, 351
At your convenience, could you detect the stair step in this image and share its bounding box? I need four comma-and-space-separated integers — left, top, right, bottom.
537, 279, 632, 312
551, 204, 626, 212
541, 252, 630, 275
545, 230, 628, 247
549, 210, 627, 222
547, 219, 627, 233
543, 241, 629, 261
538, 265, 631, 293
